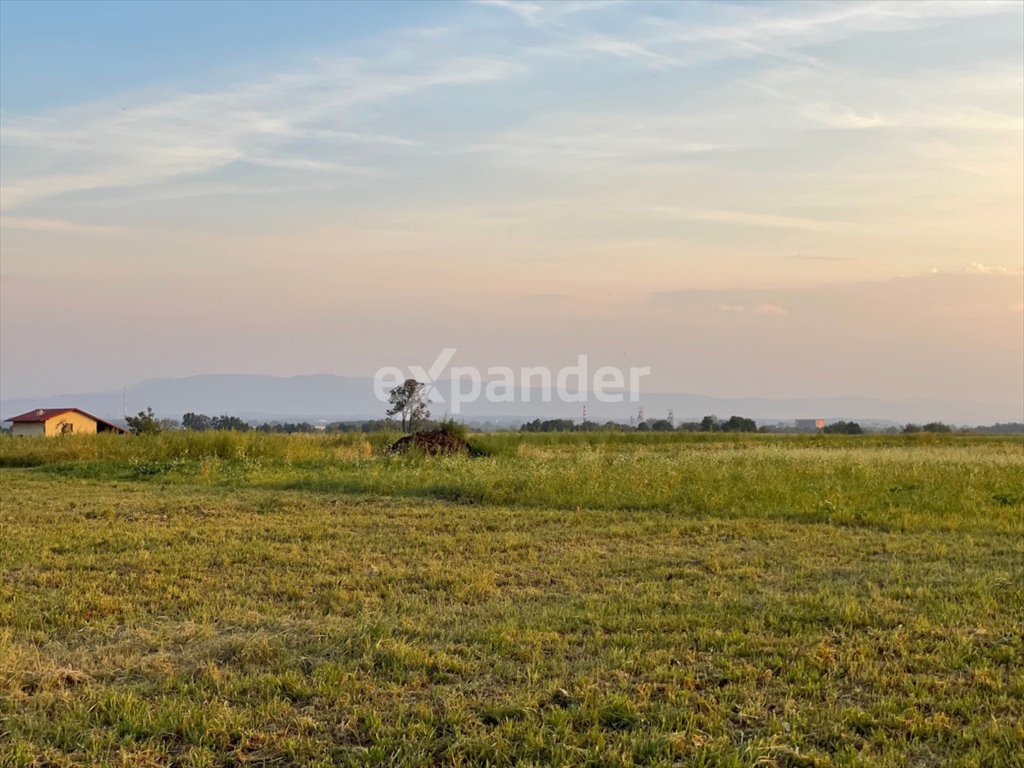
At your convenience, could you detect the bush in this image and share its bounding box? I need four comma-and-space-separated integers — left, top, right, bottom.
433, 418, 468, 441
125, 408, 161, 435
721, 415, 758, 433
824, 421, 863, 435
904, 422, 953, 434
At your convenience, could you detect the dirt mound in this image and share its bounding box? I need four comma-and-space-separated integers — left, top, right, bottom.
389, 431, 482, 457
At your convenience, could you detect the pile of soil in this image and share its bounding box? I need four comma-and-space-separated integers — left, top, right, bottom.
389, 431, 483, 457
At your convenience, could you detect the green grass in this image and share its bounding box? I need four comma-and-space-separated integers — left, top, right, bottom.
1, 432, 1022, 766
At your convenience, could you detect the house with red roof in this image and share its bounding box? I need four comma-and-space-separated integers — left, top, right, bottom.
6, 408, 127, 437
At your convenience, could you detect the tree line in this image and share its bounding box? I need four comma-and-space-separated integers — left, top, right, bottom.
117, 406, 1022, 436
520, 415, 761, 433
125, 409, 313, 435
123, 408, 463, 435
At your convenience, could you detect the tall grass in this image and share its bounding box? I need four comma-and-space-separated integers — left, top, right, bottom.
2, 432, 1020, 531
3, 429, 1019, 467
0, 430, 388, 466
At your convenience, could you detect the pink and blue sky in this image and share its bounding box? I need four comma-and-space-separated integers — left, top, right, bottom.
1, 0, 1022, 411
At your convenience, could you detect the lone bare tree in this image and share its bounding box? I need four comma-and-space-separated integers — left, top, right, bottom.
386, 379, 431, 432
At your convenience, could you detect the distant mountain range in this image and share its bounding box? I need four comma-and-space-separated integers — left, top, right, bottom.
3, 374, 1021, 426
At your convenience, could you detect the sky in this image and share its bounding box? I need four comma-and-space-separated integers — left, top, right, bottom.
1, 0, 1022, 412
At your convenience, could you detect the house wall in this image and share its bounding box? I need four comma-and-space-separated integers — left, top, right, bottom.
12, 422, 45, 437
43, 411, 98, 436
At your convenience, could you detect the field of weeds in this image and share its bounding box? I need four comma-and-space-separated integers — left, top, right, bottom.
1, 432, 1022, 766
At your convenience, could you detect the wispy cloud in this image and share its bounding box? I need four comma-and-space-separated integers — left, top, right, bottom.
654, 207, 851, 233
800, 102, 1023, 132
4, 0, 1019, 215
0, 49, 522, 210
579, 37, 680, 68
752, 303, 788, 316
475, 0, 546, 25
475, 0, 621, 26
0, 216, 124, 234
717, 302, 789, 316
787, 255, 855, 262
454, 119, 717, 163
662, 0, 1019, 53
967, 263, 1024, 276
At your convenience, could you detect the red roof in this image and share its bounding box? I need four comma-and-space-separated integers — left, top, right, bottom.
6, 408, 127, 432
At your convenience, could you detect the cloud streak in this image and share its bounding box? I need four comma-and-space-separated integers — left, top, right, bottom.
654, 207, 852, 233
1, 50, 523, 210
0, 216, 124, 234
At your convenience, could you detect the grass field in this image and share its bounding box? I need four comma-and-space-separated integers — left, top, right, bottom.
1, 432, 1022, 767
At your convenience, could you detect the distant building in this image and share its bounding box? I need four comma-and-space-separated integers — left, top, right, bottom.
794, 418, 826, 432
6, 408, 127, 437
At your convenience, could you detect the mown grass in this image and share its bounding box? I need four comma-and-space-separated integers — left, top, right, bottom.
1, 432, 1022, 766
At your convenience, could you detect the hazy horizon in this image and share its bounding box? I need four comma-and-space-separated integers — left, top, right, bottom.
2, 0, 1022, 409
4, 370, 1022, 427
